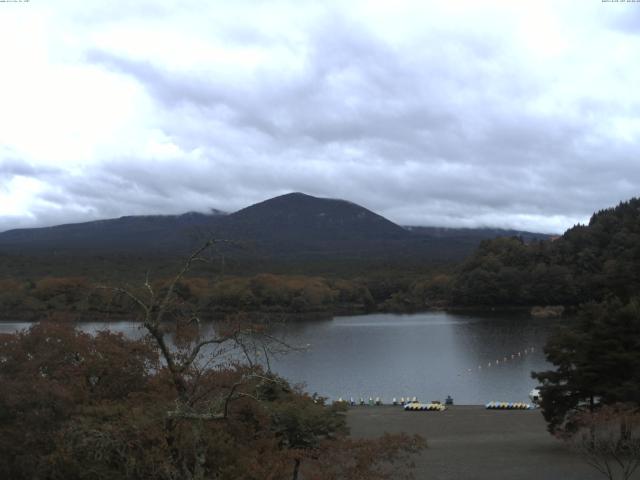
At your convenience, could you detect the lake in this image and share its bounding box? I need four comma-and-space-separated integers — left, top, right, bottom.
0, 311, 557, 405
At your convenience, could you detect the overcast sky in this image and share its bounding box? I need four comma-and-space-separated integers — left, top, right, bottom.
1, 0, 639, 234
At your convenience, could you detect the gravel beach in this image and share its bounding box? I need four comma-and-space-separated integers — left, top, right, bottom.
347, 405, 631, 480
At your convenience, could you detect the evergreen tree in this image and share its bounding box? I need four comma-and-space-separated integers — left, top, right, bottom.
452, 197, 640, 307
532, 298, 640, 434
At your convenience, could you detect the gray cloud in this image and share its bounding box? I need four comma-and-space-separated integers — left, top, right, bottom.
2, 1, 640, 234
0, 158, 61, 183
607, 6, 640, 35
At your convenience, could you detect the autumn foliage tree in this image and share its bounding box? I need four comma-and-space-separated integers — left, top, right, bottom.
0, 322, 157, 479
0, 240, 425, 479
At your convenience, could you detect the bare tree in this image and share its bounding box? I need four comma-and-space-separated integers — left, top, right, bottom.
568, 404, 640, 480
98, 240, 423, 480
102, 240, 295, 479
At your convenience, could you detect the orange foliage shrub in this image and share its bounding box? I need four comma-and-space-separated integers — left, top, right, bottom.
34, 277, 90, 301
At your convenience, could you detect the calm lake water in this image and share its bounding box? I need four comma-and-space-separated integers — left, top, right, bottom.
0, 311, 557, 404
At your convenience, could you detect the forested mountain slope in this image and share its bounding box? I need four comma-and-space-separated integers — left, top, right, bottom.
452, 198, 640, 306
0, 192, 548, 265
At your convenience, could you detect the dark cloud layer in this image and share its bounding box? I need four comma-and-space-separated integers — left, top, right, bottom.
1, 1, 639, 234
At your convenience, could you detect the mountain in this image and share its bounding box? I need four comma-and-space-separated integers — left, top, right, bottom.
0, 193, 549, 263
221, 192, 409, 242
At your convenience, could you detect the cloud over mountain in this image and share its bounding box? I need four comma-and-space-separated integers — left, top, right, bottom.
1, 1, 639, 234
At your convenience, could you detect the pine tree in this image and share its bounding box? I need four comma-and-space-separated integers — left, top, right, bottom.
533, 297, 640, 434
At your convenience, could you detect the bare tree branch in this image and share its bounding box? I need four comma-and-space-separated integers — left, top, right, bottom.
568, 405, 640, 480
153, 240, 215, 326
179, 336, 232, 373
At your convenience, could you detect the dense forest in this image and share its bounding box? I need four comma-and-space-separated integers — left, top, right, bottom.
3, 198, 640, 319
516, 199, 640, 450
0, 270, 456, 320
451, 198, 640, 307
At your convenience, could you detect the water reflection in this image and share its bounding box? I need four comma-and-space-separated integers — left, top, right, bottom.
265, 311, 554, 404
0, 312, 558, 404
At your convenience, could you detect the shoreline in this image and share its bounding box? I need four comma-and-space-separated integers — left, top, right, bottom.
0, 303, 571, 323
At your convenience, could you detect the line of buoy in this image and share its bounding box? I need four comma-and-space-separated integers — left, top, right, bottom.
337, 396, 444, 407
337, 396, 388, 406
460, 346, 537, 375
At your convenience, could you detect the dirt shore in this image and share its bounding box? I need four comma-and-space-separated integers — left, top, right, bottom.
347, 405, 630, 480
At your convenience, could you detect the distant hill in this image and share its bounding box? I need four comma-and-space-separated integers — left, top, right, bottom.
0, 211, 227, 254
405, 226, 550, 243
0, 192, 549, 264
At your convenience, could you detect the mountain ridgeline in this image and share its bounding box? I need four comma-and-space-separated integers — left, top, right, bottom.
0, 192, 548, 265
0, 194, 639, 316
0, 211, 226, 253
451, 197, 640, 307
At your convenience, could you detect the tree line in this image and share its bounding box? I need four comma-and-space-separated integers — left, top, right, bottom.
521, 199, 640, 479
0, 271, 458, 319
451, 198, 640, 307
6, 198, 640, 317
